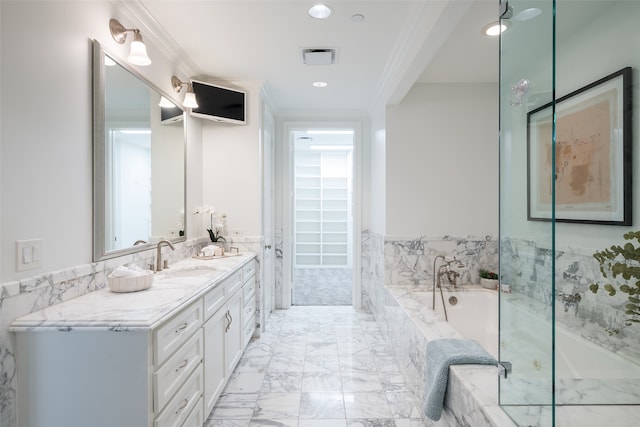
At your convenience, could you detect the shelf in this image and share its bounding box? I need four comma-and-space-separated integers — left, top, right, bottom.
294, 148, 351, 268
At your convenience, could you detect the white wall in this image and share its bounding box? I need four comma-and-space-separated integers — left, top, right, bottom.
385, 82, 499, 237
368, 105, 387, 235
0, 1, 201, 282
201, 83, 264, 238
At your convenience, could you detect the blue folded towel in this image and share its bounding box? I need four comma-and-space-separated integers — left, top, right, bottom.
423, 338, 497, 421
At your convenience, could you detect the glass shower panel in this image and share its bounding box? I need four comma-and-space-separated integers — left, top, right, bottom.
553, 0, 640, 418
499, 1, 555, 426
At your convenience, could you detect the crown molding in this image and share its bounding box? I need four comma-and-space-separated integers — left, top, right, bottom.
114, 0, 201, 78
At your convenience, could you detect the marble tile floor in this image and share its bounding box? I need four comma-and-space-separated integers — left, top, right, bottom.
293, 268, 353, 306
206, 305, 424, 427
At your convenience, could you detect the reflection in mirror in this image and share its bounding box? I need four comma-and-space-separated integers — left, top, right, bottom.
93, 40, 185, 261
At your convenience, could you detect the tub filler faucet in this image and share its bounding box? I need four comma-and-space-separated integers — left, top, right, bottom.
431, 255, 465, 321
557, 292, 581, 315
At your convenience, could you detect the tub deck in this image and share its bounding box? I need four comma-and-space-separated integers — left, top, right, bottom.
377, 284, 640, 426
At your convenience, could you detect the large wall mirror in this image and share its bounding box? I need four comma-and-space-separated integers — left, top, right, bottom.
93, 40, 186, 261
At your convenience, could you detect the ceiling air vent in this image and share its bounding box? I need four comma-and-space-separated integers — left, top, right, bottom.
302, 48, 337, 65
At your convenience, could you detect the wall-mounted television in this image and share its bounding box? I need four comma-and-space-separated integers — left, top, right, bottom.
160, 104, 184, 124
190, 79, 246, 125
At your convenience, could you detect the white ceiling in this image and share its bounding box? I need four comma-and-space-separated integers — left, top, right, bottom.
138, 0, 499, 113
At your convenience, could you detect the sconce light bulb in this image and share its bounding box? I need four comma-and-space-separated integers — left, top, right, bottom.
127, 32, 151, 66
183, 91, 198, 109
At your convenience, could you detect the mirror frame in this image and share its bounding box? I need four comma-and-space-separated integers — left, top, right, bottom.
92, 39, 187, 261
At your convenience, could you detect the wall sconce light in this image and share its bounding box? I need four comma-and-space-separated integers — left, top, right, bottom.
171, 76, 199, 109
109, 18, 152, 66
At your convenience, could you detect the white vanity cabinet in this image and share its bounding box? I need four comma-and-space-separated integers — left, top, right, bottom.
242, 260, 257, 346
11, 255, 257, 427
202, 268, 245, 416
14, 298, 205, 427
153, 300, 204, 427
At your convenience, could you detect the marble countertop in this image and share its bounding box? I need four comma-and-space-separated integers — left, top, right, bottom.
10, 253, 256, 332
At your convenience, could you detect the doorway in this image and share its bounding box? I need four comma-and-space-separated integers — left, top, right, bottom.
291, 129, 354, 305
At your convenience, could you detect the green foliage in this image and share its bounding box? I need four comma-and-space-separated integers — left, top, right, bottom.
479, 268, 499, 280
590, 231, 640, 328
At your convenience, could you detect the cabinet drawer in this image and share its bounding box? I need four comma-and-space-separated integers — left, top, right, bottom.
243, 294, 256, 327
155, 301, 203, 366
155, 365, 203, 427
224, 270, 243, 297
242, 261, 256, 280
203, 284, 225, 321
180, 396, 203, 427
242, 275, 256, 303
154, 329, 203, 413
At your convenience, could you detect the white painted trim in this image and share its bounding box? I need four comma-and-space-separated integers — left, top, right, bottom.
118, 0, 201, 78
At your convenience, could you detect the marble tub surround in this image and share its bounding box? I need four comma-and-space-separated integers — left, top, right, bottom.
380, 285, 640, 426
384, 235, 498, 287
378, 285, 511, 427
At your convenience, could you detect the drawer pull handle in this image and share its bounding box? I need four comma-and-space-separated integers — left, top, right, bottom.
246, 307, 252, 313
175, 398, 188, 414
175, 322, 188, 334
176, 359, 189, 372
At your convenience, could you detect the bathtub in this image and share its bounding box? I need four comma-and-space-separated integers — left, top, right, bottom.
382, 285, 640, 426
413, 288, 499, 357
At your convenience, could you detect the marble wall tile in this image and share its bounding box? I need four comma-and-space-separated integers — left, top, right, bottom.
384, 235, 498, 288
361, 230, 385, 318
501, 237, 640, 361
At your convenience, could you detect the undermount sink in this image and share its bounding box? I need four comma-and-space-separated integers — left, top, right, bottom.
159, 266, 217, 279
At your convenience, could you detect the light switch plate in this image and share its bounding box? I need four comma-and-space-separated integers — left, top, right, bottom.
16, 239, 43, 272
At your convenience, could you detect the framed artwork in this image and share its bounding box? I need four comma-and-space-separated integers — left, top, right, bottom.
527, 67, 632, 225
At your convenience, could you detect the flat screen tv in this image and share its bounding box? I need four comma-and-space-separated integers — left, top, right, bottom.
190, 80, 246, 124
160, 104, 184, 124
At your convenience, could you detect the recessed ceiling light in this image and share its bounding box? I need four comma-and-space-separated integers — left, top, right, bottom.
308, 4, 332, 19
312, 81, 328, 88
515, 7, 541, 21
351, 14, 365, 23
482, 21, 509, 36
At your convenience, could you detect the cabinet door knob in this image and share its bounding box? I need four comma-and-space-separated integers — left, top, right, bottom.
264, 244, 272, 250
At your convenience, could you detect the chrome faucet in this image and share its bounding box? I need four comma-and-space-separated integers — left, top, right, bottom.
438, 263, 463, 289
557, 292, 581, 315
431, 255, 465, 321
156, 240, 175, 272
